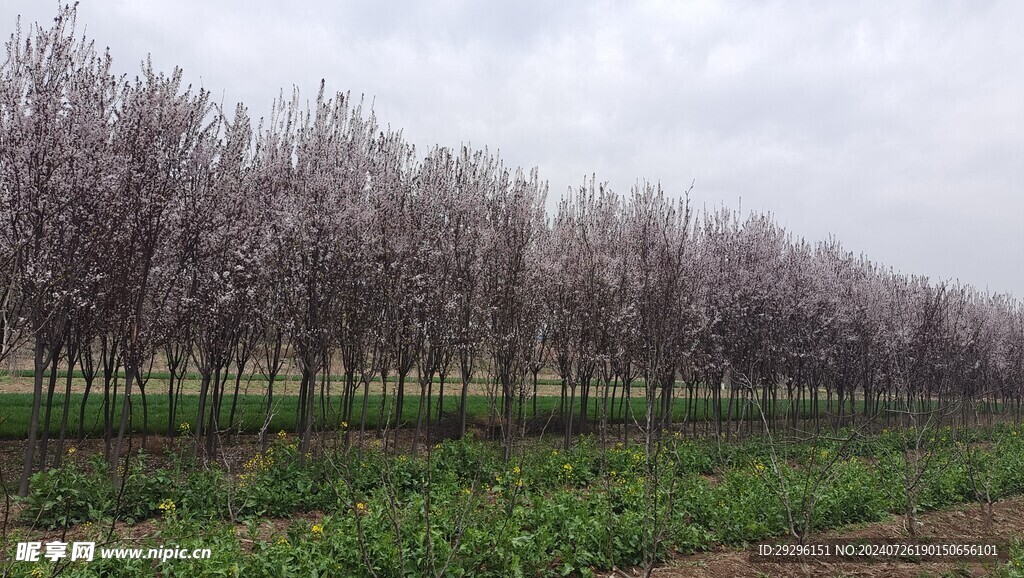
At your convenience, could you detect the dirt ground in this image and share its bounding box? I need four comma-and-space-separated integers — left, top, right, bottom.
0, 371, 571, 398
0, 370, 610, 405
638, 498, 1024, 578
0, 349, 570, 397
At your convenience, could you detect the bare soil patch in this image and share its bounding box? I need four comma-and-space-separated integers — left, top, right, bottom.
645, 498, 1024, 578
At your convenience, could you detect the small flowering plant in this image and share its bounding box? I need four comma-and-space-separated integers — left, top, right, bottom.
157, 498, 177, 517
235, 437, 310, 517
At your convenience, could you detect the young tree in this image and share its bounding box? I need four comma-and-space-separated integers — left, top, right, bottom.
273, 85, 377, 456
479, 166, 546, 459
1, 6, 122, 494
107, 62, 213, 474
448, 147, 492, 439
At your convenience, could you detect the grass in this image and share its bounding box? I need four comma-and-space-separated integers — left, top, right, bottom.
0, 390, 881, 439
0, 392, 491, 439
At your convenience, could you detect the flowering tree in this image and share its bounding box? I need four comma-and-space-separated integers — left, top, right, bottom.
479, 167, 546, 459
106, 62, 213, 473
2, 6, 123, 494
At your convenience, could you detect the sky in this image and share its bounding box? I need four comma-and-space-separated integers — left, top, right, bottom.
3, 1, 1023, 296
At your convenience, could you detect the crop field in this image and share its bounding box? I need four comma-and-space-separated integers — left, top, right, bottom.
3, 425, 1024, 577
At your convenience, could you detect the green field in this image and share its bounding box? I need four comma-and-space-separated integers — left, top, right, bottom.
0, 390, 919, 439
7, 423, 1024, 577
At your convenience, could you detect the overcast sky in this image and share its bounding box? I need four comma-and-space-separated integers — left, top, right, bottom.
4, 1, 1023, 295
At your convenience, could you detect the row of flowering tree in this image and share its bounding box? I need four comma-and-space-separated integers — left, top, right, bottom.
4, 7, 1024, 494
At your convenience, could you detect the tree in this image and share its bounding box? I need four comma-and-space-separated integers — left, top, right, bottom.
107, 61, 213, 474
1, 6, 122, 494
479, 166, 546, 460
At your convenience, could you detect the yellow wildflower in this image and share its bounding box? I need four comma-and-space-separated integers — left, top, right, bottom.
243, 452, 274, 473
157, 499, 176, 515
311, 523, 324, 536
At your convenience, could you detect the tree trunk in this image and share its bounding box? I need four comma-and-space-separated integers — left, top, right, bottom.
54, 341, 80, 467
18, 340, 48, 496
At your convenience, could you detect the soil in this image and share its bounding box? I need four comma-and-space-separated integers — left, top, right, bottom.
0, 371, 569, 398
641, 497, 1024, 578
